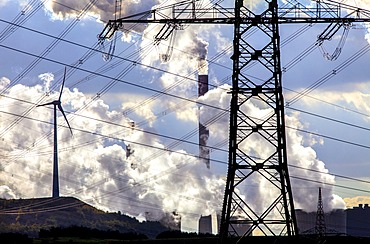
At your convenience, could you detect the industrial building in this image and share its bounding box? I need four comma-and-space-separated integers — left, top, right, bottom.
346, 204, 370, 237
199, 215, 213, 234
296, 204, 370, 237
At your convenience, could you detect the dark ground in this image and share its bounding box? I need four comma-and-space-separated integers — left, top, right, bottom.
3, 234, 370, 244
2, 198, 370, 243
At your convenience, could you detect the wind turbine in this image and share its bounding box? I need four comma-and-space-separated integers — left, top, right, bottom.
37, 66, 72, 198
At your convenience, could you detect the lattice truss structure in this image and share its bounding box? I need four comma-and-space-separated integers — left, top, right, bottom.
222, 1, 296, 238
98, 0, 370, 241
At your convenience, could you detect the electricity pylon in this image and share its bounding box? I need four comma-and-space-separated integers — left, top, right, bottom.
37, 67, 73, 198
315, 187, 326, 236
98, 0, 370, 242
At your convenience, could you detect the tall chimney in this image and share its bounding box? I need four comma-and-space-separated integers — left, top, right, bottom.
198, 74, 210, 169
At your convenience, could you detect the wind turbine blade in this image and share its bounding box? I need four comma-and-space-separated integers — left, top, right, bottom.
58, 104, 73, 135
58, 66, 67, 101
37, 101, 55, 107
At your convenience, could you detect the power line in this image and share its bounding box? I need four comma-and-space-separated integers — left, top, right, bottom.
0, 0, 49, 43
0, 17, 229, 91
286, 43, 370, 105
287, 107, 370, 132
2, 94, 370, 200
291, 175, 370, 194
0, 43, 229, 113
287, 126, 370, 150
284, 87, 370, 119
3, 9, 368, 139
3, 89, 370, 162
0, 15, 231, 141
0, 0, 100, 138
291, 164, 370, 186
2, 1, 368, 141
0, 108, 228, 163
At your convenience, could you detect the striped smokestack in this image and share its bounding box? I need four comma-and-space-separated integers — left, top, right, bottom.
198, 74, 210, 169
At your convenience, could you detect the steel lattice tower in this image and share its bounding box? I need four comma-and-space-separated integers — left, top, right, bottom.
315, 187, 326, 236
219, 0, 297, 238
98, 0, 370, 242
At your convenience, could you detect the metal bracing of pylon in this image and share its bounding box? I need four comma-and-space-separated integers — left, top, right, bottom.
98, 0, 370, 242
315, 187, 326, 236
220, 0, 298, 239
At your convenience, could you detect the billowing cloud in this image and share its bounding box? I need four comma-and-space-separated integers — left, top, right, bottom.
0, 73, 225, 229
285, 113, 346, 212
42, 0, 161, 23
0, 185, 17, 199
38, 72, 54, 94
198, 84, 346, 215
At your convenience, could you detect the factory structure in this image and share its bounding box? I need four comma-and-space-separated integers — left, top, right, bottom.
196, 204, 370, 236
294, 187, 370, 237
295, 204, 370, 237
199, 215, 213, 234
346, 204, 370, 236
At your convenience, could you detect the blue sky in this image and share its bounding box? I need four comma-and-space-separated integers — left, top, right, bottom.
1, 0, 370, 233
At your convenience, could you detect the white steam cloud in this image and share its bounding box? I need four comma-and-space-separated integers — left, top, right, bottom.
38, 72, 54, 94
0, 185, 17, 199
198, 85, 346, 214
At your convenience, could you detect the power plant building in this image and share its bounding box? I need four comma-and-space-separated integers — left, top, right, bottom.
346, 204, 370, 237
295, 208, 346, 235
296, 204, 370, 237
198, 215, 212, 234
196, 204, 370, 236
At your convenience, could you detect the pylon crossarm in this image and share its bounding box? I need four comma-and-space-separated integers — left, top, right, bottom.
315, 0, 370, 18
98, 0, 370, 42
98, 0, 236, 41
279, 0, 370, 21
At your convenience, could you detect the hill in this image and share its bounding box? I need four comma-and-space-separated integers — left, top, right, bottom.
0, 197, 169, 238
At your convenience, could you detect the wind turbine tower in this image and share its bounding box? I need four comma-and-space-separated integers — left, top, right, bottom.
37, 67, 73, 198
